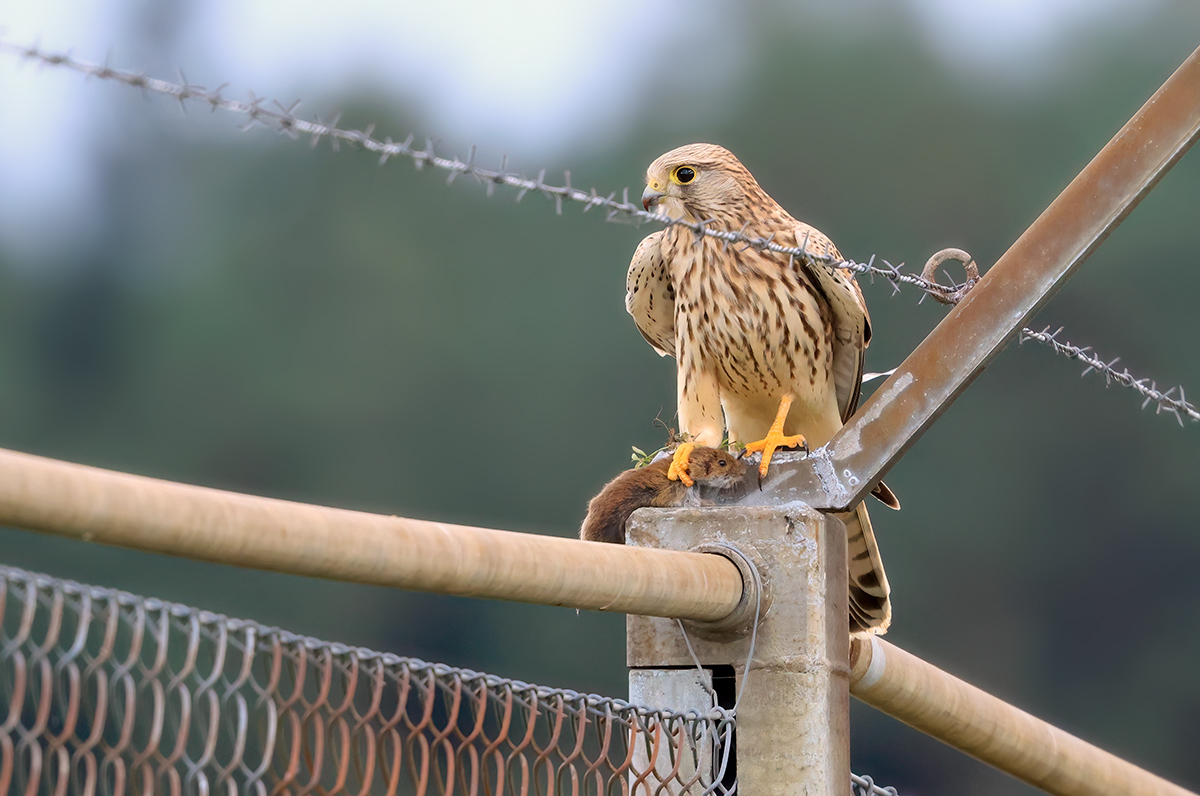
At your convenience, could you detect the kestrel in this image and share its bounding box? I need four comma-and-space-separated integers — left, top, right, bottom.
626, 143, 898, 634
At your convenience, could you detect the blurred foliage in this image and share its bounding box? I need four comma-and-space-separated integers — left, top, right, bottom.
2, 6, 1200, 795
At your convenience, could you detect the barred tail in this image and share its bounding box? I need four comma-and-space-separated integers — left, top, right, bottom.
839, 502, 891, 635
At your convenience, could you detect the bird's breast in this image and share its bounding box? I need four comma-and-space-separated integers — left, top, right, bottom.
670, 237, 836, 400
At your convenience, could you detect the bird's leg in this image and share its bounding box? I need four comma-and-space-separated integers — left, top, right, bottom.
742, 394, 807, 477
666, 442, 696, 487
671, 366, 723, 488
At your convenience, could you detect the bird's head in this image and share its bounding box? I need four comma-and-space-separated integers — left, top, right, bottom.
641, 143, 759, 223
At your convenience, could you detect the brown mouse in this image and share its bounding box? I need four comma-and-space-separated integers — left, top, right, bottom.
580, 446, 747, 544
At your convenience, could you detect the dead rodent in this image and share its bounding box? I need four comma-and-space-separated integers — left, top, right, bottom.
580, 447, 747, 544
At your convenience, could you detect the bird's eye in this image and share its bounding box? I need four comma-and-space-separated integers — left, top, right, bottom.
672, 166, 696, 185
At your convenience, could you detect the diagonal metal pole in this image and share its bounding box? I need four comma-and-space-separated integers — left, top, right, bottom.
756, 43, 1200, 511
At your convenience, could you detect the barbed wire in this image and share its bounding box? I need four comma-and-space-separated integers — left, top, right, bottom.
1, 39, 1195, 428
0, 39, 962, 300
1020, 326, 1199, 425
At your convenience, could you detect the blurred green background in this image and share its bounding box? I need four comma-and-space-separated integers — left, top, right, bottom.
2, 3, 1200, 794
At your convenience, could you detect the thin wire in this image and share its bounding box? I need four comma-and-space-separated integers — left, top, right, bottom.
731, 563, 763, 714
673, 557, 763, 715
675, 619, 719, 702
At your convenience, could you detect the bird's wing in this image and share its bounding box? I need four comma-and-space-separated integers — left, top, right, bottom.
625, 230, 676, 358
796, 226, 901, 511
794, 223, 871, 422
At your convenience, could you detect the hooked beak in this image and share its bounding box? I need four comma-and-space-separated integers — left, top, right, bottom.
642, 184, 665, 212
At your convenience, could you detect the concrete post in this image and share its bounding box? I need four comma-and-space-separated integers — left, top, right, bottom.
627, 505, 851, 796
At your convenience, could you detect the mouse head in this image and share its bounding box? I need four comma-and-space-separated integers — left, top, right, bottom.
688, 447, 748, 488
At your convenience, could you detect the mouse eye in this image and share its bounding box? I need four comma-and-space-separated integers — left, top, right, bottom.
671, 165, 696, 185
717, 459, 727, 466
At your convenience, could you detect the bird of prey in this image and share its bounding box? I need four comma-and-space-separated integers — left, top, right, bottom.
626, 143, 898, 634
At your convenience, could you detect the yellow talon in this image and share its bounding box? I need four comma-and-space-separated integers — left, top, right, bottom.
742, 395, 806, 477
666, 442, 695, 487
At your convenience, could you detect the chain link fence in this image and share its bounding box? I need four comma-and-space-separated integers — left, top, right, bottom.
0, 565, 739, 795
0, 564, 905, 795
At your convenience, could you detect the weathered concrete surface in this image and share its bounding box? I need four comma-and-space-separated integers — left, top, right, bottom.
627, 506, 851, 796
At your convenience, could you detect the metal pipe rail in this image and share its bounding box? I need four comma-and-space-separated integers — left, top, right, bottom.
1, 443, 1194, 795
0, 446, 744, 621
850, 636, 1196, 796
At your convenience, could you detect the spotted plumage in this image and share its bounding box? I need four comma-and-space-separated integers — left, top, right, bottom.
626, 143, 897, 634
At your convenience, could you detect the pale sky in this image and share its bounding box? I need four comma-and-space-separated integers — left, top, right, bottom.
0, 0, 1166, 262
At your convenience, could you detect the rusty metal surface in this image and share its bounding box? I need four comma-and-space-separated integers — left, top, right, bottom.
754, 43, 1200, 510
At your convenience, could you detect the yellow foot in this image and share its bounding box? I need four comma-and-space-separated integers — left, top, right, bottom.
742, 394, 807, 477
666, 442, 695, 487
742, 432, 807, 477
